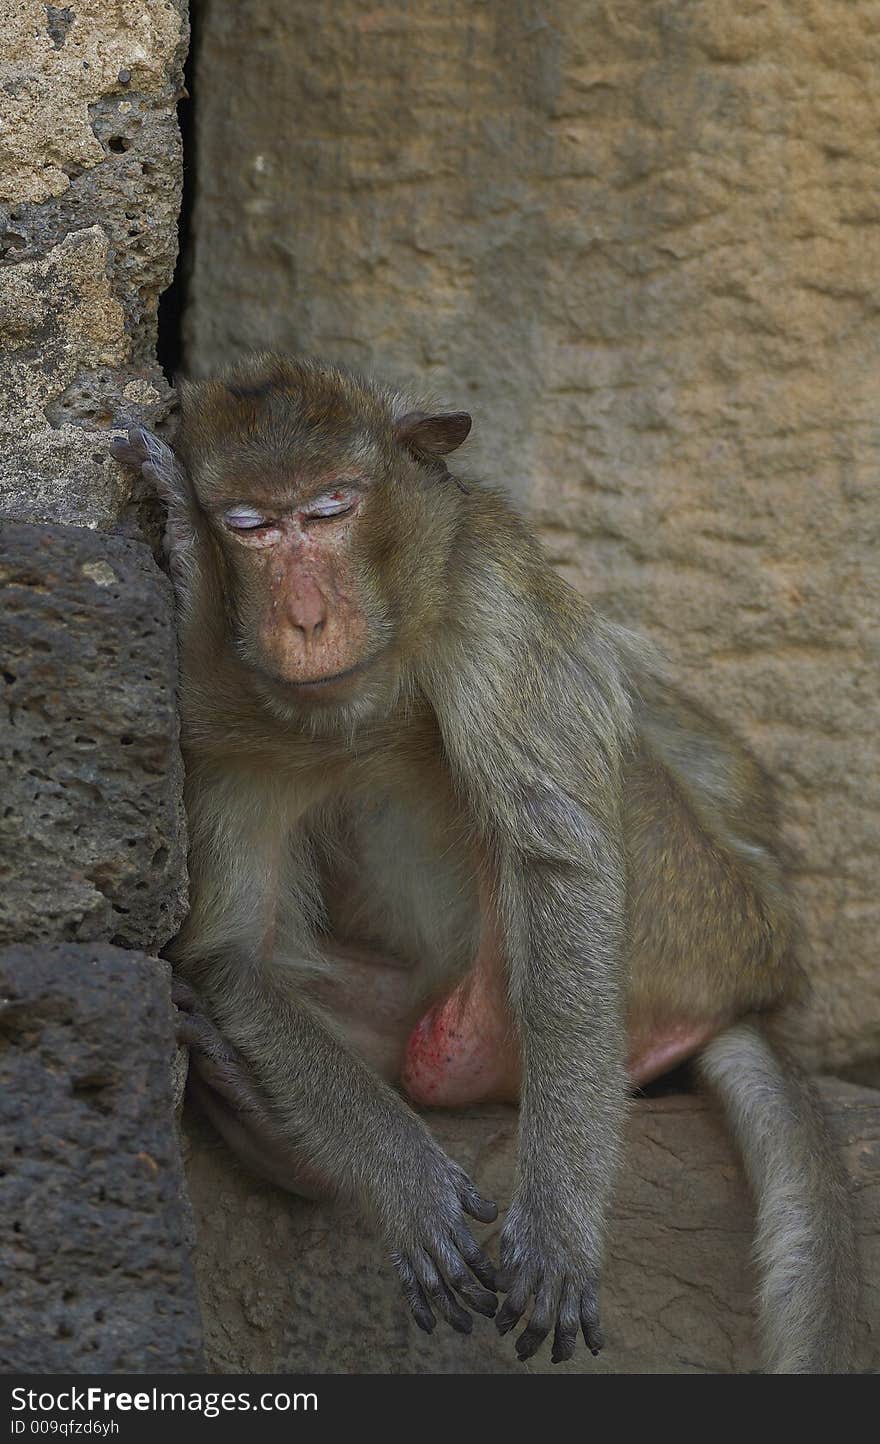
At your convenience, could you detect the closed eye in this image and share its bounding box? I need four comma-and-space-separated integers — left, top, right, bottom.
223, 506, 272, 531
302, 489, 358, 521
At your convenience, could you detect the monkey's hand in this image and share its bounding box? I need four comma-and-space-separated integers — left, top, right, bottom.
495, 1193, 603, 1364
112, 424, 194, 580
380, 1140, 500, 1337
111, 424, 182, 498
173, 981, 270, 1121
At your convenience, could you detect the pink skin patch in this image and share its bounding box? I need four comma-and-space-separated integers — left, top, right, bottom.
401, 969, 518, 1106
401, 881, 523, 1107
627, 1020, 720, 1087
402, 971, 720, 1108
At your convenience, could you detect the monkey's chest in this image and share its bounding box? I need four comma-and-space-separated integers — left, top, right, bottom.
316, 793, 481, 992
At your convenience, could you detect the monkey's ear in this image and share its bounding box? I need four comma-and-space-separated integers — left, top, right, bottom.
394, 410, 472, 457
111, 425, 191, 505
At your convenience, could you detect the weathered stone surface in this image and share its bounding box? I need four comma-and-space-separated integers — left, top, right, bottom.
185, 1081, 879, 1374
0, 228, 133, 528
185, 0, 880, 1074
0, 943, 203, 1373
0, 523, 187, 951
0, 1, 183, 208
0, 2, 187, 529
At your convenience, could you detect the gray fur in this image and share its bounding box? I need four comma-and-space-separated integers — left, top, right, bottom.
698, 1024, 857, 1372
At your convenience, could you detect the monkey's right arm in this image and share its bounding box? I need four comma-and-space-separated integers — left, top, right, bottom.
176, 782, 499, 1338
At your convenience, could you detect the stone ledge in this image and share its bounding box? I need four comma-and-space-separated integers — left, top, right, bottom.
185, 1078, 879, 1374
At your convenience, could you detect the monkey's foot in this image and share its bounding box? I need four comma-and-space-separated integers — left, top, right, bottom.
176, 989, 333, 1199
401, 971, 522, 1107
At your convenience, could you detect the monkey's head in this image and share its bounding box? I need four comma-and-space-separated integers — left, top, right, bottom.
174, 354, 472, 725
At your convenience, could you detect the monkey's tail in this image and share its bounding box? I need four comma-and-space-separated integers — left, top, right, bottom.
695, 1021, 858, 1374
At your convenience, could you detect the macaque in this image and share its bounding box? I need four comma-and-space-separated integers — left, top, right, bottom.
113, 354, 857, 1372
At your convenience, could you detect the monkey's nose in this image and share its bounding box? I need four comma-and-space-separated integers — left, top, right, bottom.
287, 580, 328, 641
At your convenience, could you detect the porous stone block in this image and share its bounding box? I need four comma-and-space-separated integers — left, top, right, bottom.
0, 2, 188, 529
0, 942, 203, 1373
0, 523, 187, 951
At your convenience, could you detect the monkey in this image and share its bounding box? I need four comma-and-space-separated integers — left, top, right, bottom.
113, 353, 857, 1372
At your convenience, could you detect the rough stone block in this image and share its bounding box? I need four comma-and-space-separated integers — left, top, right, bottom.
0, 943, 203, 1373
0, 3, 188, 530
185, 1082, 880, 1374
0, 523, 187, 950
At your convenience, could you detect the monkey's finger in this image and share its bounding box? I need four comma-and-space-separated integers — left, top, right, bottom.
455, 1280, 497, 1319
176, 1011, 237, 1066
110, 435, 144, 469
391, 1251, 435, 1335
111, 429, 153, 471
112, 428, 174, 496
179, 1015, 269, 1121
437, 1275, 475, 1334
175, 1011, 206, 1051
451, 1222, 498, 1293
550, 1288, 580, 1364
495, 1278, 531, 1336
458, 1183, 498, 1224
440, 1241, 497, 1318
580, 1282, 604, 1356
414, 1249, 473, 1335
171, 979, 199, 1013
515, 1282, 557, 1362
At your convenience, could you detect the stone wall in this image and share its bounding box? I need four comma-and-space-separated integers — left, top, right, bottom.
0, 2, 202, 1371
0, 0, 187, 529
1, 944, 201, 1372
185, 0, 880, 1075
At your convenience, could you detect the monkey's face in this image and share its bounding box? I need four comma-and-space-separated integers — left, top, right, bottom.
213, 476, 398, 713
176, 356, 470, 726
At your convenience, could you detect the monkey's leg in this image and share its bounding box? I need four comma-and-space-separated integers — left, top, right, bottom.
176, 992, 335, 1198
627, 1018, 722, 1085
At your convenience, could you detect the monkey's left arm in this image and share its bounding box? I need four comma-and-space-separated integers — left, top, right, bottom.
427, 565, 631, 1364
493, 825, 628, 1363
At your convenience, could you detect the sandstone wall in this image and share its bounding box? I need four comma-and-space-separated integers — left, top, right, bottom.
185, 0, 880, 1073
0, 2, 202, 1370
